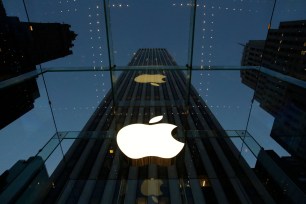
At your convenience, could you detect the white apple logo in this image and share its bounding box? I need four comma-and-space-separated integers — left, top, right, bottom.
116, 115, 184, 159
134, 74, 166, 86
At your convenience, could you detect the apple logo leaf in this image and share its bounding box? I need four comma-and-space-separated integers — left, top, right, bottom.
149, 115, 163, 124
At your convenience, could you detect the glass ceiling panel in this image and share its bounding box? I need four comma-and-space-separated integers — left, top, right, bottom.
0, 75, 56, 174
43, 71, 111, 131
1, 0, 306, 186
109, 0, 193, 66
192, 69, 253, 130
21, 0, 109, 69
193, 0, 275, 67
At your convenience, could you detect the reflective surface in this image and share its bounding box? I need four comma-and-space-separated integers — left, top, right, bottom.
1, 0, 306, 203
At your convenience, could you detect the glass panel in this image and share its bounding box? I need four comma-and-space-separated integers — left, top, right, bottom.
192, 69, 254, 130
109, 0, 192, 66
43, 71, 111, 131
0, 75, 56, 174
44, 145, 64, 176
193, 0, 274, 67
112, 68, 189, 108
2, 1, 27, 20
23, 0, 109, 69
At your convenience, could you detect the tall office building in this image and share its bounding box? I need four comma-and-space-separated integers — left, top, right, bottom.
0, 1, 77, 81
28, 48, 276, 203
240, 21, 306, 161
262, 20, 306, 81
241, 21, 306, 202
0, 1, 77, 128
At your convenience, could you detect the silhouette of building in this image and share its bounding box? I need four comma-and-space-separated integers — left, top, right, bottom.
0, 1, 76, 128
0, 156, 49, 203
0, 4, 77, 81
254, 150, 306, 203
0, 79, 40, 129
240, 21, 306, 161
262, 20, 306, 81
241, 21, 306, 202
33, 48, 276, 203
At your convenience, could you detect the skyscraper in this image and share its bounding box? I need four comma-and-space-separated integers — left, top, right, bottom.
33, 48, 275, 203
261, 20, 306, 81
240, 21, 306, 161
240, 20, 306, 202
0, 1, 77, 128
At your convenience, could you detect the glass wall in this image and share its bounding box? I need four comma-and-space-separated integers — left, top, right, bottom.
1, 0, 306, 202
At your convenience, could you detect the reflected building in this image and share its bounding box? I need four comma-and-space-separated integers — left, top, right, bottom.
241, 20, 306, 202
0, 2, 76, 128
0, 1, 77, 81
0, 79, 40, 129
0, 156, 49, 203
241, 21, 306, 161
262, 20, 306, 81
254, 149, 306, 203
37, 48, 276, 203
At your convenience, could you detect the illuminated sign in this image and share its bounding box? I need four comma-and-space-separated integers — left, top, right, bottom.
134, 74, 166, 86
116, 115, 184, 159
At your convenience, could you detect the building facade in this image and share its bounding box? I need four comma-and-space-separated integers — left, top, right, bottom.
0, 2, 76, 129
241, 20, 306, 202
240, 21, 306, 161
33, 48, 277, 203
262, 20, 306, 81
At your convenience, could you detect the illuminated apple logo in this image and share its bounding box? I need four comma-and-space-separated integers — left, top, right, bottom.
116, 115, 184, 159
141, 178, 163, 203
134, 74, 166, 86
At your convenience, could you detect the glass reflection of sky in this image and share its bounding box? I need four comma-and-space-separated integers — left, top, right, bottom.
1, 0, 306, 174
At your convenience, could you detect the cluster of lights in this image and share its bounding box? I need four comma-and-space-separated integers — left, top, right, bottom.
198, 4, 215, 103
87, 4, 107, 105
57, 0, 107, 107
58, 0, 78, 13
172, 3, 199, 7
110, 4, 130, 8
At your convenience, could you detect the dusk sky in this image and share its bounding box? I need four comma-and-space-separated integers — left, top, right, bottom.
1, 0, 306, 174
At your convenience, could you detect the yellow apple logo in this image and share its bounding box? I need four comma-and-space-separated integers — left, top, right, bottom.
134, 74, 166, 86
141, 178, 163, 203
116, 115, 184, 159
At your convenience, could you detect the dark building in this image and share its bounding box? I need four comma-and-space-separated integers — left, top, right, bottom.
240, 40, 265, 89
0, 79, 40, 129
254, 150, 306, 203
0, 11, 77, 81
0, 2, 76, 128
29, 48, 277, 203
0, 156, 49, 203
240, 21, 306, 161
262, 20, 306, 81
241, 21, 306, 202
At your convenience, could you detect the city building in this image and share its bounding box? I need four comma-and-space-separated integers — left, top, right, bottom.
31, 48, 275, 203
0, 156, 49, 203
254, 149, 306, 203
241, 22, 306, 161
0, 1, 76, 128
241, 20, 306, 202
262, 20, 306, 81
1, 1, 306, 203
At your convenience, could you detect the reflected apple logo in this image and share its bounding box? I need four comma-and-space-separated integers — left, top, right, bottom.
141, 178, 163, 203
134, 74, 166, 86
116, 115, 184, 159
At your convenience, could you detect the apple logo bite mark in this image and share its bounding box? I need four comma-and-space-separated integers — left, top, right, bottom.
116, 115, 184, 160
134, 74, 166, 86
